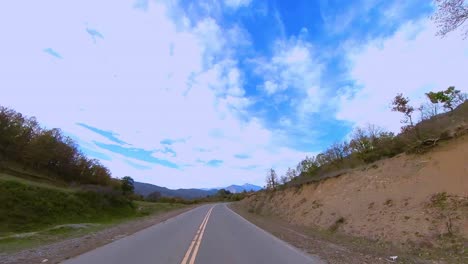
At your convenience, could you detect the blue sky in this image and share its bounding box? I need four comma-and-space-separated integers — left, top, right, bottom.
1, 0, 467, 188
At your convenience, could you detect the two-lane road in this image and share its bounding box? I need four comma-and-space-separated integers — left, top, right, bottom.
64, 204, 323, 264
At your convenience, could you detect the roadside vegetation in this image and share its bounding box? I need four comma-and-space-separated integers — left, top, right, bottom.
265, 87, 467, 189
0, 173, 186, 252
0, 107, 192, 252
142, 188, 252, 204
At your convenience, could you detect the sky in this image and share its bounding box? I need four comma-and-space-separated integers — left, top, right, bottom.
1, 0, 467, 189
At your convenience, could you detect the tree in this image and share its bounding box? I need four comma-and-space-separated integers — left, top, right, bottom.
280, 175, 288, 185
147, 191, 162, 202
285, 167, 297, 181
391, 93, 420, 139
326, 142, 350, 165
418, 102, 440, 121
296, 156, 318, 175
392, 94, 415, 126
349, 125, 395, 163
0, 105, 114, 186
432, 0, 468, 38
426, 86, 465, 112
265, 168, 279, 190
217, 188, 232, 197
121, 176, 135, 195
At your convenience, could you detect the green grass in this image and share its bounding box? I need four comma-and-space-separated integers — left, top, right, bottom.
0, 179, 136, 235
0, 176, 186, 253
0, 173, 73, 192
134, 201, 185, 217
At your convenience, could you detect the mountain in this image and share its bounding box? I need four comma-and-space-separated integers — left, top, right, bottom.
225, 183, 262, 193
133, 182, 262, 199
133, 182, 218, 199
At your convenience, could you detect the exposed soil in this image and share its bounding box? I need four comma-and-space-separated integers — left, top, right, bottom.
231, 203, 439, 263
239, 135, 468, 263
0, 206, 197, 264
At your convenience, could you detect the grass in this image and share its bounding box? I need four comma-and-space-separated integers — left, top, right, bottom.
0, 178, 136, 234
0, 173, 73, 192
0, 174, 186, 253
0, 201, 186, 253
134, 201, 185, 217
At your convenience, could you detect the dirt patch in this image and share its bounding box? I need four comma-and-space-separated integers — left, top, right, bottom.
0, 206, 197, 264
240, 135, 468, 263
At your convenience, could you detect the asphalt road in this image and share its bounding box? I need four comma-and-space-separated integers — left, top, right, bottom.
64, 204, 323, 264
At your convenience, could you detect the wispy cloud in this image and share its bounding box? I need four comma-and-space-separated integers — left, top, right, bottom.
80, 147, 112, 161
94, 142, 179, 169
206, 159, 223, 167
160, 138, 185, 145
77, 123, 127, 145
86, 27, 104, 43
125, 160, 152, 170
234, 154, 250, 159
43, 48, 62, 59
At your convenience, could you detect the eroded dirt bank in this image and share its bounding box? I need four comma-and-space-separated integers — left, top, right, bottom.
241, 135, 468, 261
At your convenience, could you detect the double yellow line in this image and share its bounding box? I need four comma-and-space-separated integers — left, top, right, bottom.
180, 206, 215, 264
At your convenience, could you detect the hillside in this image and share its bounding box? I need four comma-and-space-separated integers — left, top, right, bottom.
133, 182, 262, 199
0, 176, 134, 234
240, 133, 468, 260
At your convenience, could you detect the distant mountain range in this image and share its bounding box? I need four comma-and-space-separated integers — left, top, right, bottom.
134, 182, 262, 199
225, 183, 262, 193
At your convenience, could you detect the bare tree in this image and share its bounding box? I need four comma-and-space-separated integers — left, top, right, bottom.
296, 156, 318, 174
432, 0, 468, 38
285, 167, 297, 181
280, 175, 288, 185
418, 103, 440, 121
265, 168, 279, 190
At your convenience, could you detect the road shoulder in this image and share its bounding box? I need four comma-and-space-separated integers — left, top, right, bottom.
229, 203, 417, 264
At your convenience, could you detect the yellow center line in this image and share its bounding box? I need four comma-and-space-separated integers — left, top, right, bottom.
188, 207, 213, 264
180, 206, 214, 264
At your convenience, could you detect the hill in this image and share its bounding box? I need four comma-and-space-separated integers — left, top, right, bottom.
134, 182, 262, 199
237, 100, 468, 262
133, 182, 218, 199
225, 184, 262, 193
240, 134, 468, 260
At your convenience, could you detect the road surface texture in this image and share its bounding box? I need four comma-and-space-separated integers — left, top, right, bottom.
64, 204, 323, 264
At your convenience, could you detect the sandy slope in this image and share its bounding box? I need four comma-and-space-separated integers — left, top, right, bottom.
242, 135, 468, 250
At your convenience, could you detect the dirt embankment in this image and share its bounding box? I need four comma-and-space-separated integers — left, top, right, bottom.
241, 135, 468, 254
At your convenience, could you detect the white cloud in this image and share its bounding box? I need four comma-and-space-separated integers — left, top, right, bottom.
223, 0, 252, 9
254, 34, 324, 113
0, 0, 310, 188
336, 18, 468, 133
319, 0, 382, 35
